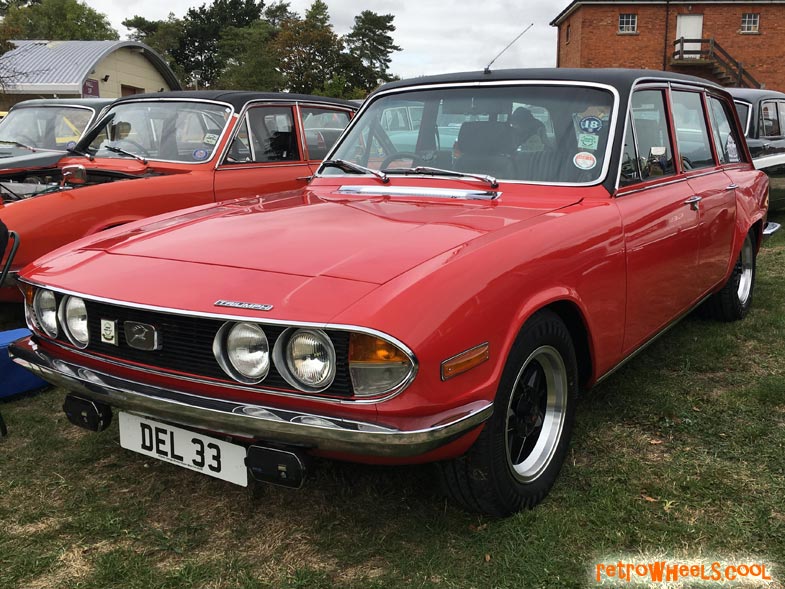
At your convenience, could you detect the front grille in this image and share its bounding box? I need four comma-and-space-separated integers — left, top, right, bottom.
51, 294, 353, 397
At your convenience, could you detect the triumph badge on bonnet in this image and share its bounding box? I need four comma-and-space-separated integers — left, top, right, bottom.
214, 300, 274, 312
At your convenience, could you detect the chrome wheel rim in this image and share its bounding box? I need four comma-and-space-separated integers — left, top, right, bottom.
737, 235, 754, 305
505, 345, 568, 483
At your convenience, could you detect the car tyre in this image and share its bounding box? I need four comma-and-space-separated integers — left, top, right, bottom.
438, 309, 578, 517
705, 231, 756, 322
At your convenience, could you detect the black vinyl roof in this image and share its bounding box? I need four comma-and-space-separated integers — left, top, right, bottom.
374, 68, 721, 97
112, 90, 358, 111
726, 87, 785, 103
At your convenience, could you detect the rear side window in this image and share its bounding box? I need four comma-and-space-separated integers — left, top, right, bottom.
708, 96, 743, 164
759, 101, 781, 137
620, 89, 675, 185
671, 91, 715, 170
301, 107, 350, 160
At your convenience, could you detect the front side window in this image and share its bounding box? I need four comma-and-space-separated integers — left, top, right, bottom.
620, 89, 675, 186
671, 90, 715, 170
300, 107, 351, 160
84, 101, 232, 163
324, 84, 616, 185
225, 106, 300, 164
741, 13, 760, 33
619, 14, 637, 33
759, 101, 781, 137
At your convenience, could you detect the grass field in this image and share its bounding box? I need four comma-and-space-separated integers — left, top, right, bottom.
1, 213, 783, 589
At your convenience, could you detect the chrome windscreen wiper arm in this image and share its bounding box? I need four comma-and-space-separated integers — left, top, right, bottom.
322, 159, 389, 183
0, 140, 36, 152
105, 144, 147, 164
66, 146, 94, 161
383, 165, 498, 188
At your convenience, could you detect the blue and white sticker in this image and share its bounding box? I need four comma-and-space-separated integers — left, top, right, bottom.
66, 141, 77, 150
579, 116, 603, 134
203, 133, 219, 145
193, 148, 209, 161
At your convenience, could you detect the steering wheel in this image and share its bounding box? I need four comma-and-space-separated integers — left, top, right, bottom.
381, 152, 421, 169
115, 139, 151, 157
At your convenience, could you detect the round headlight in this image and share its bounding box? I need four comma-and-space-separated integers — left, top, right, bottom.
283, 329, 336, 391
33, 289, 58, 338
62, 296, 89, 348
224, 322, 270, 383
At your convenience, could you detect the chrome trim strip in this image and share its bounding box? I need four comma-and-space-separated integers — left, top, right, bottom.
9, 337, 491, 458
337, 185, 501, 200
317, 79, 621, 189
18, 280, 419, 405
595, 292, 712, 386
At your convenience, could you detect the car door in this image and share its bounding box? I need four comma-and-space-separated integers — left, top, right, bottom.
615, 87, 702, 355
670, 88, 737, 291
213, 104, 313, 201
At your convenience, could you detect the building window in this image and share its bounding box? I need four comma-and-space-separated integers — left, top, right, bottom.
619, 13, 637, 33
741, 13, 760, 33
566, 24, 571, 43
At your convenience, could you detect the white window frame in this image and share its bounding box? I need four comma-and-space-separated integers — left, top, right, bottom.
619, 13, 638, 33
741, 13, 760, 33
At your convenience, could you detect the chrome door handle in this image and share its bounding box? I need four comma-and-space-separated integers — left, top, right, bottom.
725, 184, 738, 191
684, 195, 702, 210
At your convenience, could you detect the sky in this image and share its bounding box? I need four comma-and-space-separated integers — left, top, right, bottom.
81, 0, 563, 79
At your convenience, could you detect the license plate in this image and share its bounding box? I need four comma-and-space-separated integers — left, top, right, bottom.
118, 412, 248, 487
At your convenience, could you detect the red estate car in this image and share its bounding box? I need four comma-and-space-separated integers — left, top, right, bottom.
10, 69, 769, 516
0, 91, 357, 300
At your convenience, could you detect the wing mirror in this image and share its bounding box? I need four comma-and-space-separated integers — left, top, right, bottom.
61, 164, 87, 186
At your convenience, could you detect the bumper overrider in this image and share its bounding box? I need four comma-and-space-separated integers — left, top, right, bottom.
9, 336, 493, 458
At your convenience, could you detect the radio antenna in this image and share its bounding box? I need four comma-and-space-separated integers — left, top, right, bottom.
484, 22, 534, 74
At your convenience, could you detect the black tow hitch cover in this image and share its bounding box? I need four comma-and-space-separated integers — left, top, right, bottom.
246, 445, 307, 489
63, 394, 112, 432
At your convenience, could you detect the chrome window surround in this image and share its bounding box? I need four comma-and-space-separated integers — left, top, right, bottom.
215, 100, 356, 170
316, 79, 621, 189
20, 279, 419, 405
614, 78, 745, 192
732, 99, 752, 137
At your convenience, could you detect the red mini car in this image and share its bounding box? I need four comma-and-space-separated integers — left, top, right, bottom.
0, 91, 357, 300
10, 69, 769, 516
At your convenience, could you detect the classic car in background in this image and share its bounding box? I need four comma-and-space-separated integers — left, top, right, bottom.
0, 90, 357, 299
0, 98, 113, 163
728, 87, 785, 215
10, 69, 768, 516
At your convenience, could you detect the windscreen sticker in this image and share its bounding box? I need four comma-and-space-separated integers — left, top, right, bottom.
579, 116, 603, 134
727, 135, 740, 163
578, 133, 600, 151
193, 148, 209, 161
573, 151, 597, 170
203, 133, 219, 145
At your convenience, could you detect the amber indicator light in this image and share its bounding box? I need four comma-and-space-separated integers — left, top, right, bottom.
21, 283, 35, 306
349, 333, 408, 363
441, 343, 490, 381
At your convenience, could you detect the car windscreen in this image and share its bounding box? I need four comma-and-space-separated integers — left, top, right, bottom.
0, 106, 93, 152
324, 84, 615, 185
83, 101, 232, 163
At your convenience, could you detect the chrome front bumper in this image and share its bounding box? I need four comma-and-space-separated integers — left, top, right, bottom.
9, 337, 492, 457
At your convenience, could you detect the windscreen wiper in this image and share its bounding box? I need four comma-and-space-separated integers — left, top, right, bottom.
66, 146, 94, 161
382, 165, 498, 188
0, 140, 36, 152
105, 144, 147, 164
322, 159, 389, 183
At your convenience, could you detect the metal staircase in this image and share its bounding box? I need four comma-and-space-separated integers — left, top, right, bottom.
671, 37, 761, 88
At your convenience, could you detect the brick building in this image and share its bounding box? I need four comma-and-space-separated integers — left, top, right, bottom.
550, 0, 785, 90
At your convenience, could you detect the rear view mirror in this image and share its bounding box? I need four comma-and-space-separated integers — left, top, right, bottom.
61, 164, 87, 186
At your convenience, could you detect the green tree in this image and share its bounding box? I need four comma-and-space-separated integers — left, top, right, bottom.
0, 0, 117, 40
344, 10, 400, 91
217, 20, 282, 90
264, 1, 296, 28
0, 0, 40, 16
171, 0, 264, 87
271, 1, 342, 94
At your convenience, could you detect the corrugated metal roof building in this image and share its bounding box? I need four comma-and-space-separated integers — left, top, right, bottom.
0, 40, 181, 108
